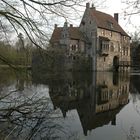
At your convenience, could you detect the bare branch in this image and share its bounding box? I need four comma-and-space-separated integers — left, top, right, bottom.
0, 0, 95, 47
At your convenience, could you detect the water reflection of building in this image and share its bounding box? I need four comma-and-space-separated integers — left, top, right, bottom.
77, 72, 130, 135
48, 72, 130, 135
95, 72, 129, 113
49, 72, 92, 118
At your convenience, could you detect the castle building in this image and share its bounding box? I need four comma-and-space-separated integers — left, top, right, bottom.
50, 3, 131, 71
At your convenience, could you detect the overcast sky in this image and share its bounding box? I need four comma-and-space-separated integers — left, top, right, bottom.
100, 0, 139, 34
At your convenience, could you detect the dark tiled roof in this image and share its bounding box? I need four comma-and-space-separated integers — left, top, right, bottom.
69, 27, 85, 40
89, 9, 129, 36
50, 27, 85, 43
50, 27, 62, 43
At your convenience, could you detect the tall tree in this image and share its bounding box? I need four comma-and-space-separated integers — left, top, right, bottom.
0, 0, 92, 47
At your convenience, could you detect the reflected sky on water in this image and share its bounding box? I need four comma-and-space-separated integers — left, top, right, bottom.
0, 68, 140, 140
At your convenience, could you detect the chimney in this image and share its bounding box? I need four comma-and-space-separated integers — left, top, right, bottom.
86, 3, 90, 9
70, 24, 73, 27
114, 13, 119, 23
55, 24, 57, 28
91, 3, 96, 10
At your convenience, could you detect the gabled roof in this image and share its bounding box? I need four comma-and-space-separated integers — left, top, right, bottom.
69, 27, 85, 40
50, 27, 62, 43
89, 9, 129, 37
50, 27, 85, 43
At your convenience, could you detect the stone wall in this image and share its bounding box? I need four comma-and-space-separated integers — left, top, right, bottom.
96, 28, 119, 71
79, 6, 131, 71
79, 8, 97, 41
96, 28, 130, 71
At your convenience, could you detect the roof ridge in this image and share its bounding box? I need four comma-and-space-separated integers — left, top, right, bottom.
91, 9, 112, 16
89, 9, 129, 36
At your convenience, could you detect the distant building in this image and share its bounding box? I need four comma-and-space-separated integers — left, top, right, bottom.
50, 3, 131, 71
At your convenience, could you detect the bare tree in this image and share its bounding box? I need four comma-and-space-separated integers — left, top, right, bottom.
0, 0, 91, 47
0, 88, 66, 140
0, 0, 107, 47
122, 0, 140, 16
0, 0, 106, 67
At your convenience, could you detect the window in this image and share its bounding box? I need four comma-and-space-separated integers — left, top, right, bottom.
118, 46, 120, 52
110, 31, 112, 37
70, 44, 78, 52
101, 41, 109, 52
81, 20, 85, 25
110, 42, 114, 52
122, 47, 129, 56
99, 37, 110, 53
119, 46, 122, 52
102, 29, 105, 36
117, 42, 120, 52
76, 45, 78, 51
110, 23, 113, 29
72, 45, 76, 51
69, 45, 72, 51
123, 36, 126, 40
107, 21, 113, 29
123, 47, 125, 55
126, 47, 129, 56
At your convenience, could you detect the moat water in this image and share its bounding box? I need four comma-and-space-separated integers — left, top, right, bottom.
0, 68, 140, 140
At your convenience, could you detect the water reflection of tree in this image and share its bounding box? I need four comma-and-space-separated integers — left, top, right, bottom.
0, 90, 65, 140
0, 69, 68, 140
130, 73, 140, 118
130, 74, 140, 95
127, 126, 140, 140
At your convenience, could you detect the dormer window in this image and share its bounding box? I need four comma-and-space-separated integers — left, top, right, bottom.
110, 23, 113, 29
107, 21, 113, 29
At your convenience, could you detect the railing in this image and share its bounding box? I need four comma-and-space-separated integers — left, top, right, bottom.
119, 61, 131, 67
